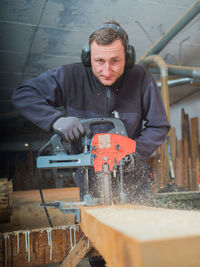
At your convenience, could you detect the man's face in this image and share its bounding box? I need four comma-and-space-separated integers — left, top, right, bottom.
90, 39, 126, 86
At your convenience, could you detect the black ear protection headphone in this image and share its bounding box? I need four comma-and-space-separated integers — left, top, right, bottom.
81, 23, 136, 68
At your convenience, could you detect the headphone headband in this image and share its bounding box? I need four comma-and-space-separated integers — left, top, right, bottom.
90, 23, 126, 38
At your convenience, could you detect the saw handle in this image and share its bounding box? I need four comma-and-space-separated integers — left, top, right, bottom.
50, 117, 128, 155
50, 133, 69, 155
80, 117, 128, 137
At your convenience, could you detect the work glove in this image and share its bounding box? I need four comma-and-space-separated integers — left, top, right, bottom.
53, 117, 85, 142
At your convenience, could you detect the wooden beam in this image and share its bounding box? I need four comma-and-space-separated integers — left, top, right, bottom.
60, 235, 92, 267
181, 109, 191, 190
190, 117, 199, 190
80, 205, 200, 267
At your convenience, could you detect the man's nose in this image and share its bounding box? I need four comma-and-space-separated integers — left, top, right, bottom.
103, 62, 112, 76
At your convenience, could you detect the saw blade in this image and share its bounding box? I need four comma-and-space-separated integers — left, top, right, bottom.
96, 164, 112, 205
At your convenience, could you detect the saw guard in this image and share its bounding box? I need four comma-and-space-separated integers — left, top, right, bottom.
91, 133, 136, 172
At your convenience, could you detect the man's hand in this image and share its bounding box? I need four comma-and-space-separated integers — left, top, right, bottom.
53, 117, 85, 142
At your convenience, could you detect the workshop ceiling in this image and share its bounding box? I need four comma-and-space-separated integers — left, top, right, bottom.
0, 0, 200, 149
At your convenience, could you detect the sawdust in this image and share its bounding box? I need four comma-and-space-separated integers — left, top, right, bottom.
86, 206, 200, 242
87, 152, 155, 206
121, 152, 155, 206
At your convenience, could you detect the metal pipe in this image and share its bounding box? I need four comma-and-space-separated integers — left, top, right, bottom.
143, 55, 170, 121
168, 65, 200, 79
138, 0, 200, 64
150, 65, 200, 79
157, 77, 198, 88
143, 55, 176, 184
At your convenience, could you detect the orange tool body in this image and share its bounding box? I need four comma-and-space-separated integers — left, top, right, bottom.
91, 133, 136, 171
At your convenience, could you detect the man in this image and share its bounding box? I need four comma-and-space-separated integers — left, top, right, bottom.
12, 20, 170, 266
13, 20, 170, 190
12, 19, 170, 193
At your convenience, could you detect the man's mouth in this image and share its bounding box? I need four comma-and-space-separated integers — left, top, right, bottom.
101, 75, 113, 80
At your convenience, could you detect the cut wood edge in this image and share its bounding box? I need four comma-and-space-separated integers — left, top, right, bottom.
79, 205, 200, 267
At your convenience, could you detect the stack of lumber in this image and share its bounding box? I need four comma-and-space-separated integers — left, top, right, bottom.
0, 178, 13, 223
155, 108, 199, 191
0, 225, 83, 267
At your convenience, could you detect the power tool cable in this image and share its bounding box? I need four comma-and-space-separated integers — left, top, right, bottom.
35, 140, 53, 227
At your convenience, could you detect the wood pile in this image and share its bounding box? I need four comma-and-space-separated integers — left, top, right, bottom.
155, 108, 199, 191
0, 225, 83, 267
0, 178, 13, 223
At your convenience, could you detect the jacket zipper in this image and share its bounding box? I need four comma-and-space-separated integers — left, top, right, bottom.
106, 88, 111, 115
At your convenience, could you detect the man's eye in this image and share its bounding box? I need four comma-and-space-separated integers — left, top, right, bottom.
96, 59, 103, 63
113, 59, 119, 63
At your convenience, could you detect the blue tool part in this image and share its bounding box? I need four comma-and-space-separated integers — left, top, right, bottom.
37, 152, 94, 169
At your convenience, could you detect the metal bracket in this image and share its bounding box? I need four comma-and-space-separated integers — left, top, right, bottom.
60, 207, 81, 222
40, 197, 100, 222
40, 201, 85, 222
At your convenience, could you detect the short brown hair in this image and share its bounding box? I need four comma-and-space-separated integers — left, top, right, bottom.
89, 21, 129, 53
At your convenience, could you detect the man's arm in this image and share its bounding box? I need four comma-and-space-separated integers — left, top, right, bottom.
12, 67, 65, 131
135, 78, 170, 160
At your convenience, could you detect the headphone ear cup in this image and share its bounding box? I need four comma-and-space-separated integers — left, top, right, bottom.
126, 44, 136, 67
81, 44, 91, 66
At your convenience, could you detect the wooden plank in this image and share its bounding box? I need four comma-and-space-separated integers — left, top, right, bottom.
169, 127, 177, 165
167, 128, 177, 183
175, 140, 184, 187
156, 143, 165, 189
181, 109, 190, 190
163, 140, 170, 185
0, 225, 83, 267
60, 235, 92, 267
13, 187, 80, 202
155, 147, 161, 190
80, 205, 200, 267
175, 157, 184, 187
159, 140, 169, 188
190, 117, 199, 190
190, 117, 199, 156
